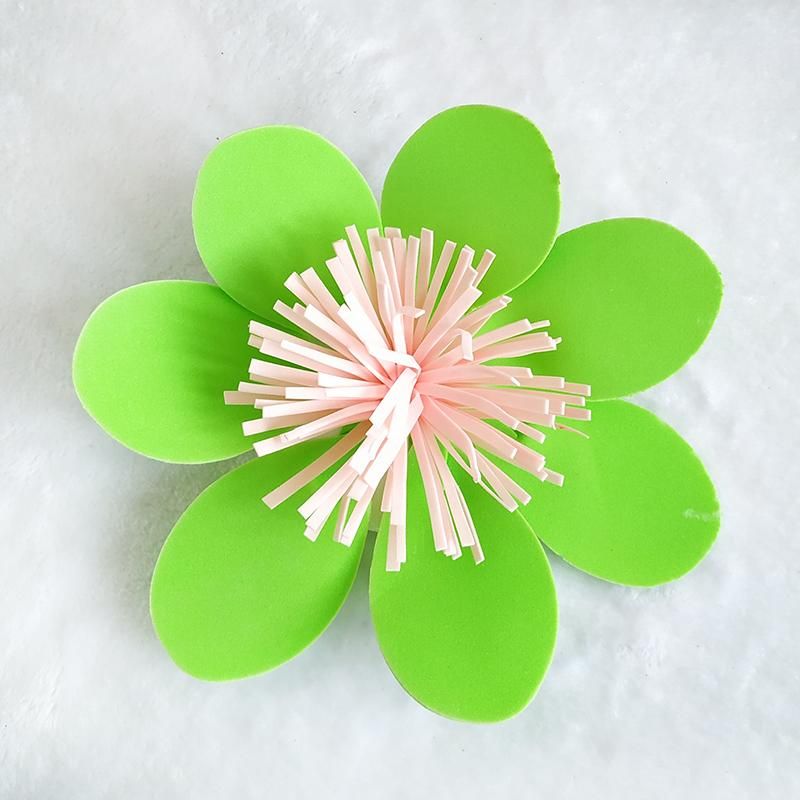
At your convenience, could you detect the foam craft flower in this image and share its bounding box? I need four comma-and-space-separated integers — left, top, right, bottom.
73, 105, 722, 723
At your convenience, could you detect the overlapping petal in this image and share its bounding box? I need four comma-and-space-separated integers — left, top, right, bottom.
193, 126, 380, 321
150, 440, 366, 680
508, 400, 719, 586
369, 457, 557, 722
381, 105, 560, 299
502, 218, 722, 399
73, 280, 258, 463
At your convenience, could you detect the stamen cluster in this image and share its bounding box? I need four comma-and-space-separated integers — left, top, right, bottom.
226, 227, 590, 570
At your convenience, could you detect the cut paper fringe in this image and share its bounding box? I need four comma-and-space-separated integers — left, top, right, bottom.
225, 226, 590, 571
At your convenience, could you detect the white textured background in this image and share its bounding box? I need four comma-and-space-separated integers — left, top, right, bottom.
2, 1, 799, 797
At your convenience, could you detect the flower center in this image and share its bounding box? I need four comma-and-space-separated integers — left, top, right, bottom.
226, 227, 590, 570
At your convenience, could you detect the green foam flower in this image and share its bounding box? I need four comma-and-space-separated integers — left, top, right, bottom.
73, 106, 721, 723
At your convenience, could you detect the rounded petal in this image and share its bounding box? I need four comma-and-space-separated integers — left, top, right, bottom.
506, 218, 722, 399
193, 126, 380, 320
150, 440, 366, 680
517, 400, 719, 586
73, 281, 255, 463
381, 105, 560, 299
369, 460, 557, 722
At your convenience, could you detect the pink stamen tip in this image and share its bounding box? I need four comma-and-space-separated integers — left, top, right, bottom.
227, 227, 590, 570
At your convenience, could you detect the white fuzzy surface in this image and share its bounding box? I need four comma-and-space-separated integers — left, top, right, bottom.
2, 1, 798, 796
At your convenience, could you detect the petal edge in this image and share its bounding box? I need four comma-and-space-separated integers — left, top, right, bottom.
150, 440, 366, 680
369, 458, 557, 722
73, 280, 255, 463
381, 105, 560, 299
504, 218, 723, 399
193, 126, 380, 321
512, 400, 720, 586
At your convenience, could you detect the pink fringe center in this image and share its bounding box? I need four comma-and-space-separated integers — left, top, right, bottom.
225, 226, 590, 570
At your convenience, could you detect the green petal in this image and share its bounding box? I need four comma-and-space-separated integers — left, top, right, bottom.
151, 440, 366, 680
193, 126, 380, 320
515, 400, 719, 586
381, 105, 560, 299
369, 458, 557, 722
73, 281, 255, 463
505, 218, 722, 399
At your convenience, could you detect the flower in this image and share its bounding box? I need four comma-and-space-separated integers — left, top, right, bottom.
73, 105, 722, 722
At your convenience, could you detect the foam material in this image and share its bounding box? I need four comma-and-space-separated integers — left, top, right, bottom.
73, 280, 259, 463
150, 439, 365, 680
511, 400, 720, 586
72, 108, 720, 722
369, 456, 557, 722
381, 105, 560, 300
497, 218, 723, 399
193, 126, 380, 322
